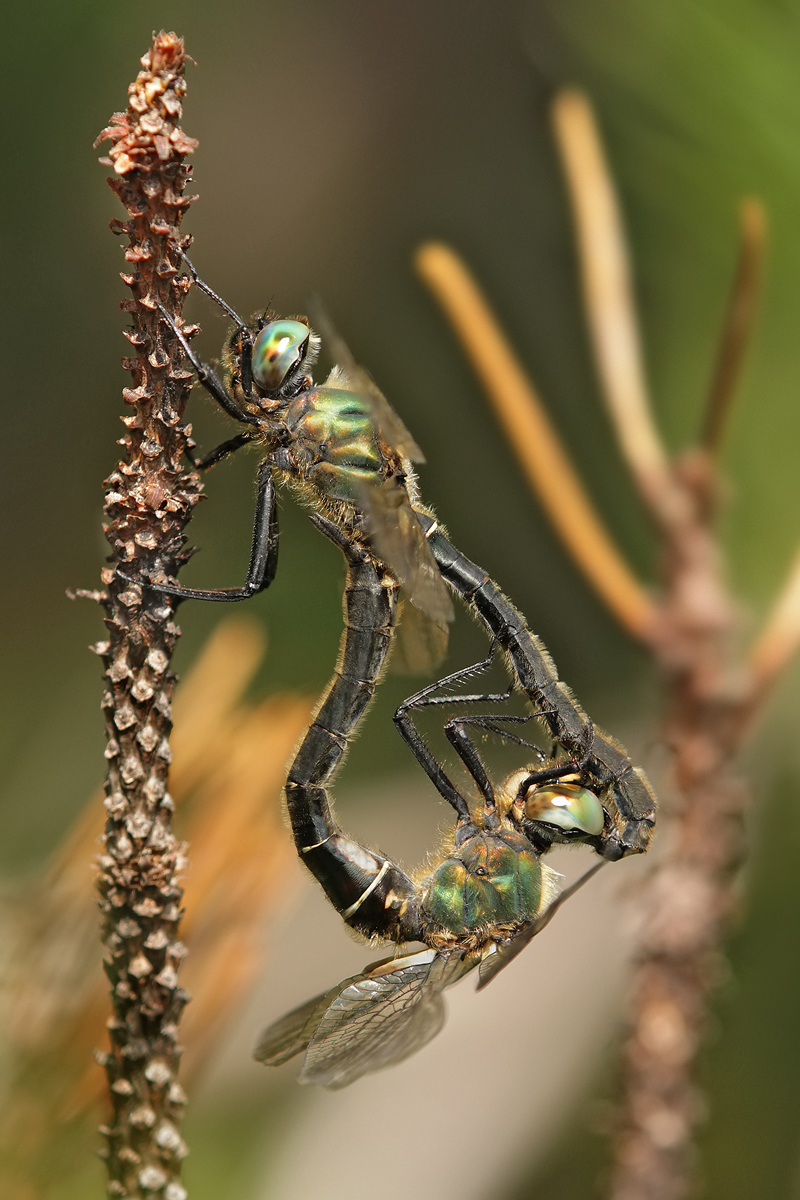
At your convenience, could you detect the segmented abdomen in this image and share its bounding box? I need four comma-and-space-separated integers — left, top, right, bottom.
285, 538, 423, 940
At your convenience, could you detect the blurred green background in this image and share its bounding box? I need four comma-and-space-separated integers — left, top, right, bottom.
3, 1, 800, 1197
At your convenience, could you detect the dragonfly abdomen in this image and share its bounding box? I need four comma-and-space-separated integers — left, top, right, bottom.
284, 533, 422, 941
425, 524, 593, 754
586, 733, 656, 856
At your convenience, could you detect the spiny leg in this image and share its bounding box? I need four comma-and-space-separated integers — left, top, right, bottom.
397, 645, 587, 803
452, 710, 592, 783
398, 645, 514, 711
155, 298, 259, 427
121, 458, 279, 603
393, 648, 520, 822
177, 253, 261, 405
443, 713, 566, 811
181, 251, 246, 326
442, 719, 495, 809
188, 430, 257, 472
446, 712, 547, 757
393, 705, 471, 824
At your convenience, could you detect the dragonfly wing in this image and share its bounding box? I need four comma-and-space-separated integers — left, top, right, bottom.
391, 598, 450, 674
361, 481, 455, 626
254, 973, 365, 1066
477, 861, 606, 990
310, 299, 425, 462
300, 951, 476, 1089
307, 301, 452, 624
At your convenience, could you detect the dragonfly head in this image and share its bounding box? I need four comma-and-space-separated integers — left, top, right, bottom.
501, 769, 606, 852
247, 316, 320, 401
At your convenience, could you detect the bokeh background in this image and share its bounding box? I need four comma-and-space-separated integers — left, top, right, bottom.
3, 2, 800, 1197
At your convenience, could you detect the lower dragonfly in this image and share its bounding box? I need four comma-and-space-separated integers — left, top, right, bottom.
256, 515, 610, 1088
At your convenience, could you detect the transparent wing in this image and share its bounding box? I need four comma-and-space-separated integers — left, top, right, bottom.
309, 299, 454, 626
360, 481, 455, 626
253, 971, 366, 1066
299, 949, 477, 1089
477, 861, 606, 990
391, 598, 450, 674
310, 299, 425, 462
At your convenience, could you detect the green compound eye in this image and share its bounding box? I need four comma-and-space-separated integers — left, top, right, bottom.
251, 319, 310, 391
524, 783, 605, 836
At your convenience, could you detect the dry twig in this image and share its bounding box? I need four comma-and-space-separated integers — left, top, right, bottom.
418, 88, 798, 1200
415, 242, 657, 641
550, 90, 685, 530
702, 199, 767, 456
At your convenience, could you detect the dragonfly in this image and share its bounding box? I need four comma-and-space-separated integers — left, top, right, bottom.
256, 514, 610, 1088
128, 254, 453, 634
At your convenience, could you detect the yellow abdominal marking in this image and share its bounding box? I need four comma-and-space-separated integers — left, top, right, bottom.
342, 861, 391, 919
300, 834, 333, 854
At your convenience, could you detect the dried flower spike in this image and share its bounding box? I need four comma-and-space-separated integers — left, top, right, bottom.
94, 31, 199, 1200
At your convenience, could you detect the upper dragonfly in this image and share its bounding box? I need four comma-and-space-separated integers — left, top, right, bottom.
137, 254, 454, 631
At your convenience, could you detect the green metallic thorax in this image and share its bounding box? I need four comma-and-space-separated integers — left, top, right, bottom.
422, 828, 544, 936
282, 386, 387, 505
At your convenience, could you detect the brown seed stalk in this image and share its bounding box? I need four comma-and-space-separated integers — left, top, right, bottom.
92, 31, 200, 1200
418, 89, 798, 1200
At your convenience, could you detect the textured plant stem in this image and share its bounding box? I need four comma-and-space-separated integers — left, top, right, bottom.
702, 199, 767, 456
418, 91, 799, 1194
608, 452, 751, 1199
415, 241, 657, 640
93, 32, 200, 1200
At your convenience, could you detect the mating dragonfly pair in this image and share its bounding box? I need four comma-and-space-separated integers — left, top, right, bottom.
128, 253, 656, 1087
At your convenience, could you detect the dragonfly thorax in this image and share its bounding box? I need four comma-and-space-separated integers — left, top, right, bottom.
422, 823, 554, 945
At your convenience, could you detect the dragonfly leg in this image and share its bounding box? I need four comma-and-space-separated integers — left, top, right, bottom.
445, 712, 548, 758
400, 645, 514, 711
180, 251, 246, 326
442, 719, 495, 809
393, 700, 471, 824
393, 647, 525, 823
443, 711, 557, 813
155, 298, 259, 427
176, 252, 260, 402
188, 430, 257, 471
120, 458, 279, 603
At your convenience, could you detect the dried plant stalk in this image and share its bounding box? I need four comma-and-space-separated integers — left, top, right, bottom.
419, 90, 799, 1200
702, 199, 767, 455
550, 91, 678, 522
610, 454, 746, 1200
93, 32, 200, 1200
415, 241, 657, 640
748, 546, 800, 696
0, 618, 313, 1199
